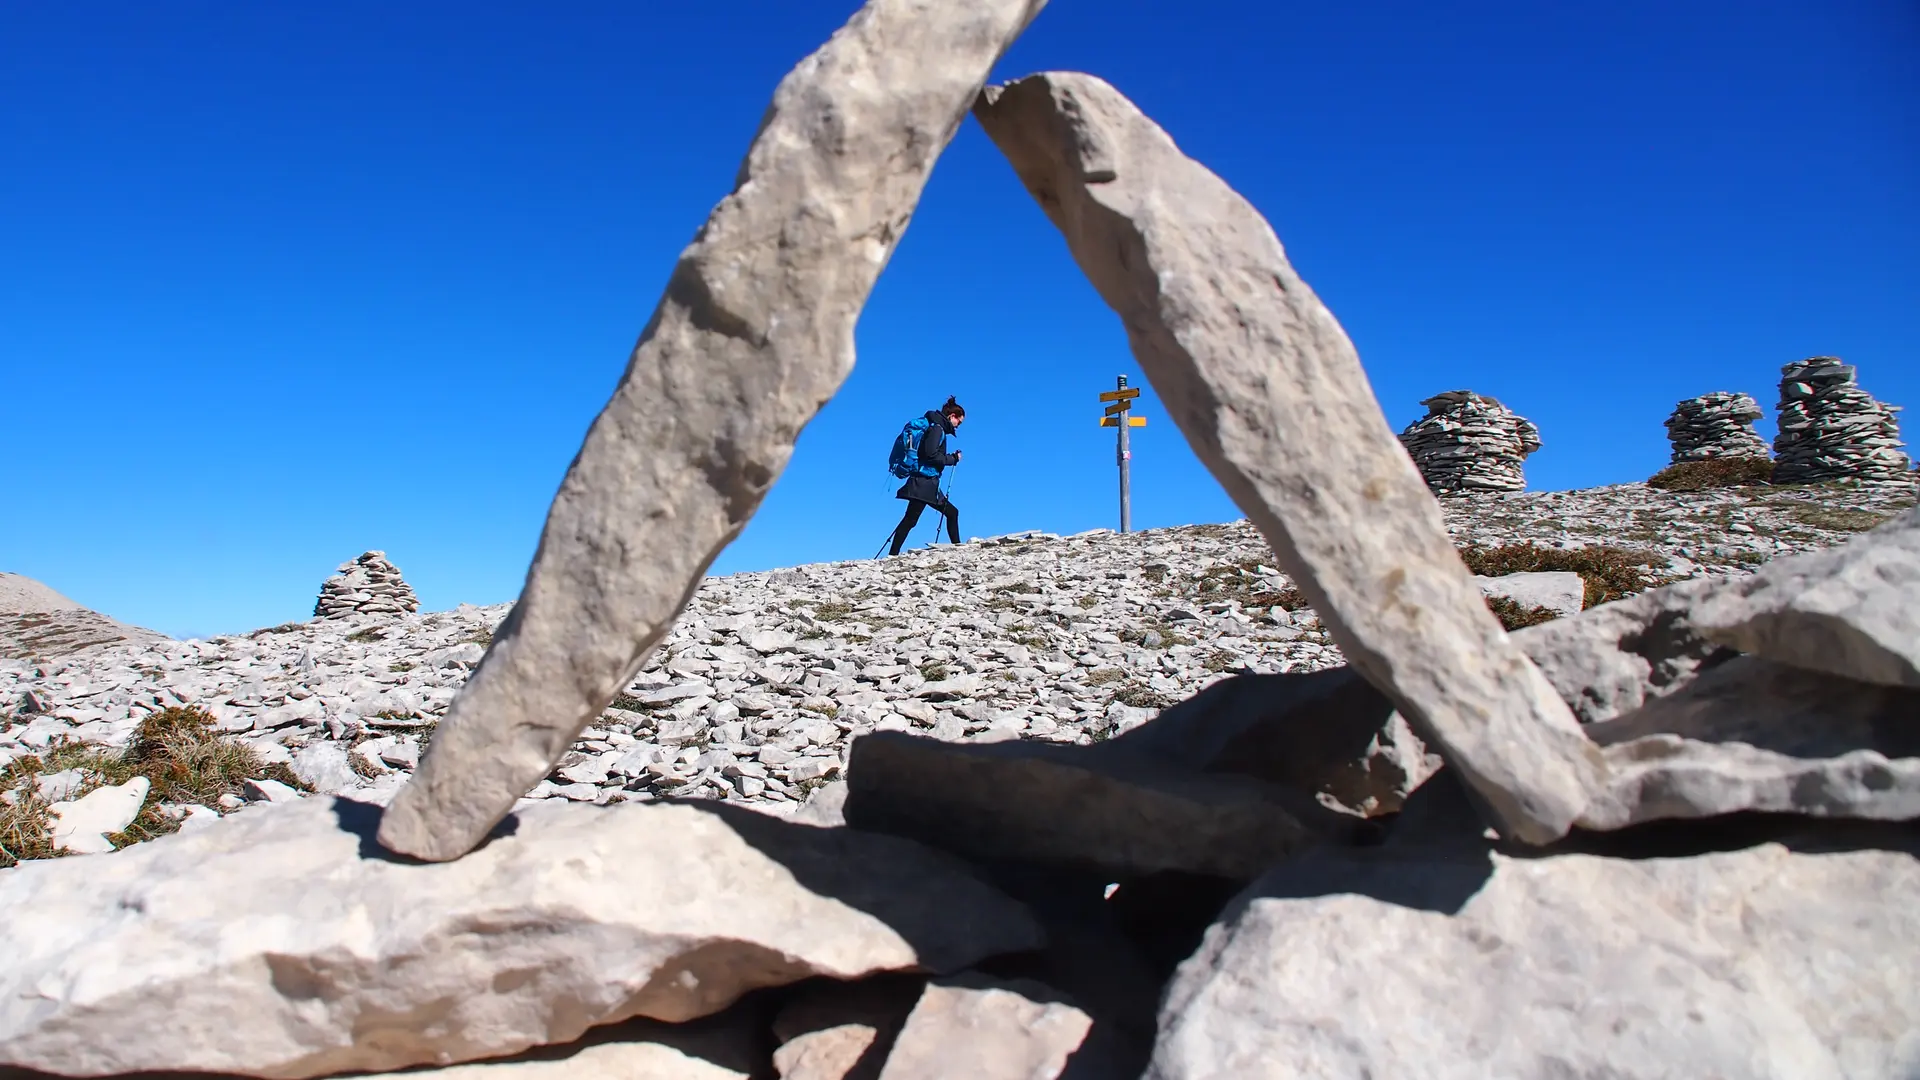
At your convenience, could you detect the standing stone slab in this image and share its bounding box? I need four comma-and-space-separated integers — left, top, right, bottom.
0, 798, 1041, 1079
378, 0, 1048, 861
973, 72, 1603, 845
1149, 836, 1920, 1079
1689, 507, 1920, 688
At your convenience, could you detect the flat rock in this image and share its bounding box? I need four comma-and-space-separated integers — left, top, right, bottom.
1473, 570, 1584, 617
1096, 666, 1435, 816
377, 0, 1048, 862
877, 976, 1093, 1080
1511, 576, 1736, 725
364, 1013, 762, 1080
1576, 655, 1920, 829
1149, 830, 1920, 1079
844, 730, 1359, 880
772, 974, 923, 1080
0, 797, 1042, 1078
1689, 507, 1920, 687
47, 776, 148, 855
973, 71, 1602, 846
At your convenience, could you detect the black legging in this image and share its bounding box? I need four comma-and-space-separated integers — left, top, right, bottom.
889, 496, 960, 555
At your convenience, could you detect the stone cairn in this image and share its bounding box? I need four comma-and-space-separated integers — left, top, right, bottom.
314, 551, 419, 619
1772, 357, 1910, 484
1397, 390, 1542, 494
1663, 391, 1769, 463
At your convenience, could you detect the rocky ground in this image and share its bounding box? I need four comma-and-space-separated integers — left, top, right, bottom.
2, 478, 1914, 838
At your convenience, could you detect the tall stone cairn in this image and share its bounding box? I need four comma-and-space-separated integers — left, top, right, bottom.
1397, 390, 1541, 494
314, 551, 420, 619
1663, 392, 1770, 464
1771, 357, 1910, 484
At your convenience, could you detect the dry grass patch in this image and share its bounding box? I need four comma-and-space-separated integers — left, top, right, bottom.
1458, 543, 1671, 609
1788, 506, 1891, 533
1484, 596, 1562, 631
1647, 457, 1774, 492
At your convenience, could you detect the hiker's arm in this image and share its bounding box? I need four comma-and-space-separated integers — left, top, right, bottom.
922, 428, 958, 467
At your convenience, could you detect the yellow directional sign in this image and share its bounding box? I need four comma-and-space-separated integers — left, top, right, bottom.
1104, 401, 1130, 416
1100, 416, 1148, 427
1098, 388, 1142, 403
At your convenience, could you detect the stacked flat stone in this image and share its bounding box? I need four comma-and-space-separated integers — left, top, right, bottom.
1772, 357, 1910, 484
1397, 390, 1541, 494
314, 551, 420, 619
1663, 392, 1769, 464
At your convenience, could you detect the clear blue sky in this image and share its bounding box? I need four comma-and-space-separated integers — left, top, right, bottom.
4, 1, 1915, 639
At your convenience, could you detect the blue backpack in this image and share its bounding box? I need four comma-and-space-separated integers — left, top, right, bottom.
887, 416, 942, 480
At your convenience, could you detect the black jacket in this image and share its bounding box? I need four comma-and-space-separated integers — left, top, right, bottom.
897, 409, 958, 503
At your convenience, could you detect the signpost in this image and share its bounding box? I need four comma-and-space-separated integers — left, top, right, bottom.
1098, 376, 1145, 532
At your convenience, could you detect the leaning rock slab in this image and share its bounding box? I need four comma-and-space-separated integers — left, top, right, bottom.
0, 797, 1041, 1079
974, 72, 1602, 845
878, 977, 1093, 1080
1690, 507, 1920, 688
378, 0, 1049, 861
845, 730, 1360, 880
1150, 834, 1920, 1079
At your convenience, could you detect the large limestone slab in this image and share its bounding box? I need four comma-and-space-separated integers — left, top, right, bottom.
0, 797, 1042, 1079
378, 0, 1048, 861
1510, 575, 1736, 725
1473, 569, 1584, 617
1149, 832, 1920, 1079
877, 977, 1093, 1080
1576, 655, 1920, 829
844, 730, 1364, 880
973, 72, 1602, 845
1690, 507, 1920, 688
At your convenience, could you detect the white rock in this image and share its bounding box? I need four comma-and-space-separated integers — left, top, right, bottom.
47, 776, 148, 855
1472, 570, 1584, 618
0, 797, 1042, 1079
877, 977, 1093, 1079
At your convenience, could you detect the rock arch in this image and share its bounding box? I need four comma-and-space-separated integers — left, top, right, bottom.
377, 0, 1604, 862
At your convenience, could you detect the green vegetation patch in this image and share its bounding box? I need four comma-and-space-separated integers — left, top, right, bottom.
1647, 457, 1774, 492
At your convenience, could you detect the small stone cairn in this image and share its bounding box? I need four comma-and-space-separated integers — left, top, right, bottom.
1397, 390, 1541, 494
314, 551, 420, 620
1772, 357, 1910, 484
1663, 392, 1769, 464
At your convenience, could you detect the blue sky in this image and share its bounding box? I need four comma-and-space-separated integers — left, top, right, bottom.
4, 1, 1915, 639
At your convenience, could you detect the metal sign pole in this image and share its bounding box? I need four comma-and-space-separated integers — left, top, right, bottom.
1116, 376, 1131, 533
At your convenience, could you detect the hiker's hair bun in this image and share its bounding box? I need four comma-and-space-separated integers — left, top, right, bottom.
943, 396, 966, 417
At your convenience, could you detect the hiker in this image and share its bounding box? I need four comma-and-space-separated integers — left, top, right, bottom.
884, 396, 965, 556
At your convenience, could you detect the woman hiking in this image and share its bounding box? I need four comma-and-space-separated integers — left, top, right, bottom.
885, 396, 965, 556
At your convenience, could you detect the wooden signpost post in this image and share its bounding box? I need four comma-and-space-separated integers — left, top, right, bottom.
1098, 376, 1145, 531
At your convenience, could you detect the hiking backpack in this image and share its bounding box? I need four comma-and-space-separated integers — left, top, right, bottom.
887, 416, 942, 480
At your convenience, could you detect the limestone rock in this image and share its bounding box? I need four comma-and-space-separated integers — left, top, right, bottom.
0, 797, 1042, 1078
877, 977, 1093, 1080
1149, 832, 1920, 1079
314, 550, 420, 620
973, 71, 1602, 845
1510, 576, 1736, 725
1664, 391, 1770, 463
373, 1013, 763, 1079
1472, 570, 1583, 618
1689, 507, 1920, 687
772, 975, 923, 1080
1396, 390, 1542, 493
844, 730, 1361, 879
377, 0, 1049, 862
1096, 666, 1435, 817
47, 775, 148, 855
1576, 655, 1920, 828
1772, 356, 1910, 484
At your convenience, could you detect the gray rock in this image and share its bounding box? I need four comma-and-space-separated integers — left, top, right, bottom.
1097, 667, 1435, 816
1574, 655, 1920, 828
973, 71, 1603, 845
1771, 356, 1910, 484
0, 797, 1041, 1078
877, 977, 1092, 1080
1510, 576, 1736, 725
1397, 390, 1542, 493
1689, 508, 1920, 688
1472, 570, 1584, 618
1149, 831, 1920, 1079
376, 0, 1049, 862
290, 741, 362, 795
844, 730, 1361, 879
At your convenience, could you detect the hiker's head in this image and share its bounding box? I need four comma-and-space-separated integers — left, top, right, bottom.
942, 396, 966, 428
